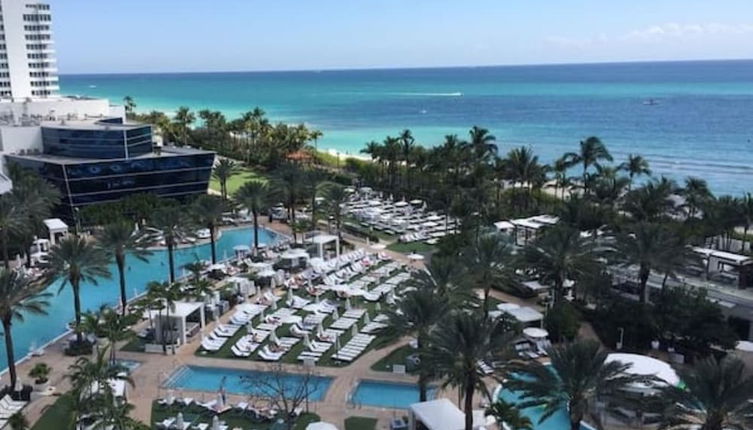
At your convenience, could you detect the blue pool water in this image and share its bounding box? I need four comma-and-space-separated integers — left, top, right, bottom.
164, 366, 332, 402
351, 380, 436, 409
0, 227, 280, 372
499, 387, 592, 430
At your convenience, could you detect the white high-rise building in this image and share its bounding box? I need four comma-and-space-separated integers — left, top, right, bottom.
0, 0, 59, 100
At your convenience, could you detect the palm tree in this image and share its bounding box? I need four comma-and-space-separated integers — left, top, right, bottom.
407, 255, 470, 306
619, 154, 651, 190
319, 182, 349, 240
172, 106, 195, 146
378, 288, 449, 401
7, 411, 28, 430
657, 356, 753, 430
96, 221, 152, 315
424, 312, 516, 430
740, 193, 753, 252
234, 180, 270, 252
464, 232, 514, 316
212, 158, 240, 201
0, 194, 25, 268
192, 195, 228, 264
68, 347, 133, 420
41, 235, 111, 344
150, 206, 193, 283
98, 308, 135, 364
146, 281, 180, 354
273, 163, 306, 242
622, 178, 678, 222
485, 400, 533, 430
468, 126, 498, 162
564, 136, 612, 194
682, 176, 713, 220
507, 340, 651, 430
518, 226, 600, 303
613, 222, 685, 304
8, 165, 61, 267
399, 129, 415, 192
122, 96, 136, 118
0, 269, 50, 390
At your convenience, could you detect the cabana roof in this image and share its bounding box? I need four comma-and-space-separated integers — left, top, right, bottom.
410, 399, 487, 430
504, 306, 543, 323
606, 353, 680, 388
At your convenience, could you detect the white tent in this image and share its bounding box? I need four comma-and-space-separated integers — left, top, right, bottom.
503, 306, 543, 324
43, 218, 68, 245
409, 399, 487, 430
310, 234, 341, 258
606, 353, 681, 391
306, 422, 338, 430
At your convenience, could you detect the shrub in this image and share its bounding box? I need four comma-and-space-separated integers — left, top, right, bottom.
64, 340, 93, 356
28, 363, 51, 384
544, 302, 581, 342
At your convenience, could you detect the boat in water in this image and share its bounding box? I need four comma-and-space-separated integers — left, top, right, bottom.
643, 98, 659, 106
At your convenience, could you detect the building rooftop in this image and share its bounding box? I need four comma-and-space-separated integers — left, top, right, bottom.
6, 146, 214, 165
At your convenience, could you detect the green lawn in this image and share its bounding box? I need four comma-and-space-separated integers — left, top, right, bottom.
152, 401, 319, 430
32, 394, 75, 430
209, 166, 267, 196
386, 241, 435, 254
195, 263, 404, 368
370, 344, 415, 373
345, 416, 379, 430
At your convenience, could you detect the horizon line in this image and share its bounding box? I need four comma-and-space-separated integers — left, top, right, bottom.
58, 57, 753, 77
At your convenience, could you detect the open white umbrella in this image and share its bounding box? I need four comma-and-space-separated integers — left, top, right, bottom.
306, 422, 338, 430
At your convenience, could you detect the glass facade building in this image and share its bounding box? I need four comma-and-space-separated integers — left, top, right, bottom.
6, 118, 215, 220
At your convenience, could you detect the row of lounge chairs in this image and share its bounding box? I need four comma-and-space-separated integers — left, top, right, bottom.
332, 334, 376, 362
0, 395, 27, 425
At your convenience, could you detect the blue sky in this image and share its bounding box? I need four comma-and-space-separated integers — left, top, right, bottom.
49, 0, 753, 74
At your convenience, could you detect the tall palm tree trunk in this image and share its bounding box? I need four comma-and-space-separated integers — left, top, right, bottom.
252, 211, 260, 252
167, 242, 175, 283
73, 282, 83, 343
639, 265, 650, 304
2, 318, 17, 390
2, 230, 9, 269
209, 225, 217, 264
463, 381, 475, 430
116, 253, 128, 315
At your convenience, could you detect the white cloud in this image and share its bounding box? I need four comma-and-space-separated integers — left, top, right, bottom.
623, 22, 753, 41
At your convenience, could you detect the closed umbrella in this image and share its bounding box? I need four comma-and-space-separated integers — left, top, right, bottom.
345, 296, 352, 310
332, 308, 339, 320
364, 312, 371, 324
176, 412, 184, 429
352, 324, 359, 336
375, 302, 382, 312
212, 415, 220, 430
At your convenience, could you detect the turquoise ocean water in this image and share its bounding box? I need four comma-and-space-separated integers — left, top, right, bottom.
61, 60, 753, 196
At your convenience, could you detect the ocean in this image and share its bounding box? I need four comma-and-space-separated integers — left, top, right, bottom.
60, 60, 753, 196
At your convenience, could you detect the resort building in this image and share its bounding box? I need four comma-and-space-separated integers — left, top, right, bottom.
5, 117, 215, 220
0, 0, 59, 100
0, 1, 216, 218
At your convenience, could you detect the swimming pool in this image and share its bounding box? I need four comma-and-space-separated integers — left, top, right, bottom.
164, 366, 332, 402
498, 386, 592, 430
0, 227, 280, 372
350, 380, 436, 409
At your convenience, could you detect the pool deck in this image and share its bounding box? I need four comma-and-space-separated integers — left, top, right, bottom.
5, 219, 618, 430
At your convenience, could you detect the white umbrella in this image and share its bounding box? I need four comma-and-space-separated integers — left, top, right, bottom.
271, 299, 278, 310
270, 327, 279, 344
351, 324, 359, 336
332, 308, 339, 320
306, 422, 338, 430
303, 332, 311, 349
375, 302, 382, 312
345, 297, 352, 310
176, 412, 184, 429
364, 312, 371, 324
166, 389, 175, 405
212, 415, 220, 430
317, 322, 325, 337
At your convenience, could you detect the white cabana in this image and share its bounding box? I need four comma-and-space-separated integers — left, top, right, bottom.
306, 422, 338, 430
152, 301, 206, 347
521, 280, 550, 294
503, 306, 544, 325
310, 234, 341, 259
606, 353, 681, 391
409, 399, 487, 430
227, 276, 255, 296
43, 218, 68, 245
